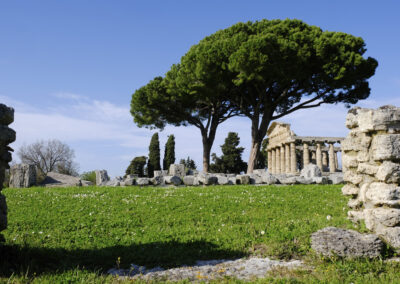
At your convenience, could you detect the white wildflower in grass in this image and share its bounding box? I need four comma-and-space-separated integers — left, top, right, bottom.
260, 230, 265, 235
326, 215, 332, 221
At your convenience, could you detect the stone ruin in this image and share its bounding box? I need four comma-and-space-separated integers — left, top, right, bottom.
266, 122, 343, 174
9, 163, 36, 188
342, 105, 400, 248
0, 104, 16, 236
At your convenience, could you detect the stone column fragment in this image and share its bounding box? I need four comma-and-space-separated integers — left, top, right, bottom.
329, 143, 336, 173
303, 143, 310, 167
290, 142, 297, 174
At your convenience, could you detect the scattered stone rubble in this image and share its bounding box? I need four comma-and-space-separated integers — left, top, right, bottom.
342, 105, 400, 248
0, 104, 16, 235
42, 171, 93, 187
108, 257, 303, 281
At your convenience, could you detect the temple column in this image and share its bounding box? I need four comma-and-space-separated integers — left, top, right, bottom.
271, 149, 276, 174
316, 143, 322, 171
267, 150, 272, 173
290, 142, 297, 174
280, 145, 285, 174
303, 143, 310, 167
322, 151, 328, 168
276, 147, 281, 174
329, 143, 336, 173
334, 151, 339, 170
285, 144, 290, 173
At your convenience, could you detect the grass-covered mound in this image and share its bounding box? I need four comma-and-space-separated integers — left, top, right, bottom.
1, 185, 399, 283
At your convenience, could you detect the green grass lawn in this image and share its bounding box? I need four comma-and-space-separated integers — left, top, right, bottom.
1, 185, 399, 283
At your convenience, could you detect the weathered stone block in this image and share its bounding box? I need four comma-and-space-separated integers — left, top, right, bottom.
136, 178, 150, 186
9, 164, 37, 188
169, 164, 185, 177
357, 163, 379, 176
261, 172, 278, 184
329, 173, 344, 184
95, 170, 110, 186
371, 134, 400, 161
379, 227, 400, 248
376, 161, 400, 183
311, 227, 384, 258
300, 164, 321, 179
43, 172, 82, 187
343, 170, 363, 185
342, 152, 358, 169
151, 175, 164, 186
216, 176, 229, 185
154, 170, 168, 177
372, 208, 400, 227
236, 175, 250, 185
342, 184, 359, 196
124, 177, 136, 186
366, 182, 400, 205
183, 176, 195, 186
164, 175, 182, 186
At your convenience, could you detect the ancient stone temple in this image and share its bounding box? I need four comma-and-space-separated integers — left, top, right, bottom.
266, 122, 343, 174
0, 104, 16, 236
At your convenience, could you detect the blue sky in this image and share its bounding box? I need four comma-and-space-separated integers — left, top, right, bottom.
1, 1, 400, 177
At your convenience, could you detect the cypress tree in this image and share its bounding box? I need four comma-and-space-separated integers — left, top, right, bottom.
163, 135, 175, 170
210, 132, 247, 174
147, 133, 161, 177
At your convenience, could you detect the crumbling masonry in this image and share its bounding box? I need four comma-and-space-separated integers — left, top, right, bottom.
342, 105, 400, 248
0, 104, 15, 235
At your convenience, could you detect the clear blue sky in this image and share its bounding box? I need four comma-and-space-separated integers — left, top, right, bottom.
2, 1, 400, 176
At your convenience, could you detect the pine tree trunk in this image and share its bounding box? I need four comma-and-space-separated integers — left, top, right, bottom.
247, 139, 261, 173
202, 140, 211, 173
247, 116, 271, 174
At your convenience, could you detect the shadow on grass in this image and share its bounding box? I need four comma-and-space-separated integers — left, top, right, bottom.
0, 240, 247, 277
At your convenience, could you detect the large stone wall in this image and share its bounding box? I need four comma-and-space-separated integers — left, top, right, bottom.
342, 105, 400, 248
0, 104, 16, 235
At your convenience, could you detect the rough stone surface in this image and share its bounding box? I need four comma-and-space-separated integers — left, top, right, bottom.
154, 170, 168, 177
124, 177, 136, 186
342, 105, 400, 248
136, 178, 150, 186
236, 175, 250, 185
95, 170, 110, 186
42, 172, 83, 187
300, 164, 322, 179
151, 175, 164, 186
169, 164, 185, 177
197, 173, 218, 185
9, 164, 36, 188
216, 175, 229, 185
328, 173, 344, 184
108, 257, 303, 281
261, 172, 278, 184
164, 175, 182, 186
105, 179, 121, 187
311, 227, 384, 258
183, 176, 195, 186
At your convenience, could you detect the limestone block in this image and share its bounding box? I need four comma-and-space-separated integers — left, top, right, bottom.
154, 170, 168, 177
357, 151, 370, 162
378, 227, 400, 248
169, 164, 185, 177
252, 169, 266, 176
328, 173, 344, 184
371, 134, 400, 161
278, 176, 299, 184
261, 172, 278, 184
342, 131, 371, 152
236, 175, 250, 185
311, 227, 384, 258
358, 182, 371, 203
300, 164, 321, 179
9, 164, 37, 188
216, 176, 229, 185
363, 209, 376, 231
375, 161, 400, 183
372, 208, 400, 227
124, 177, 136, 186
136, 178, 150, 186
370, 105, 400, 132
183, 176, 195, 186
95, 170, 110, 186
342, 153, 358, 169
342, 184, 359, 196
43, 172, 82, 187
357, 163, 379, 176
312, 176, 329, 184
227, 177, 236, 185
343, 170, 363, 185
197, 174, 217, 185
151, 176, 164, 186
164, 176, 182, 186
345, 108, 360, 129
249, 174, 263, 184
366, 182, 400, 205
